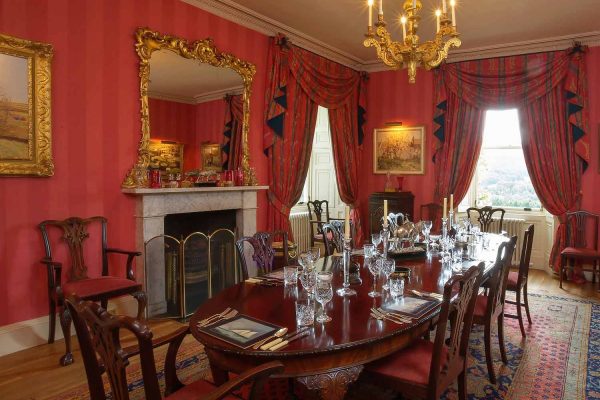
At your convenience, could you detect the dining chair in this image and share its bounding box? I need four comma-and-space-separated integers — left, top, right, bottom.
466, 206, 506, 233
64, 295, 284, 400
504, 224, 535, 337
306, 199, 343, 247
321, 220, 355, 256
236, 231, 289, 280
472, 236, 517, 384
361, 263, 485, 400
39, 216, 145, 366
559, 210, 600, 288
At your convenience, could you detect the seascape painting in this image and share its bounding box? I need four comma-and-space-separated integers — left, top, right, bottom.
0, 52, 30, 161
373, 126, 425, 174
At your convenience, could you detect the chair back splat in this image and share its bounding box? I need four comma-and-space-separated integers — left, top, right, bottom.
322, 220, 355, 256
236, 231, 289, 279
565, 211, 600, 250
487, 238, 518, 318
466, 206, 506, 233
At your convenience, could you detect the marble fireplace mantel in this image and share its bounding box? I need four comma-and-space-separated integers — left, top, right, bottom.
123, 186, 268, 315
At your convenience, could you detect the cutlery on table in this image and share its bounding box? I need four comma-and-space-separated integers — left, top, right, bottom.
269, 329, 311, 351
370, 308, 406, 324
198, 309, 238, 327
411, 290, 443, 300
261, 328, 308, 350
376, 308, 413, 323
370, 310, 402, 324
251, 327, 288, 349
198, 308, 231, 326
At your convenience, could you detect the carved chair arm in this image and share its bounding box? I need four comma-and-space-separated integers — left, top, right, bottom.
40, 257, 62, 290
105, 248, 141, 281
203, 361, 285, 400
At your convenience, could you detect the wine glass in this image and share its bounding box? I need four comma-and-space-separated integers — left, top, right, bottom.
380, 259, 395, 290
299, 267, 317, 295
367, 257, 381, 297
308, 246, 321, 263
363, 243, 376, 258
315, 272, 333, 323
371, 233, 382, 254
298, 252, 312, 272
423, 220, 432, 245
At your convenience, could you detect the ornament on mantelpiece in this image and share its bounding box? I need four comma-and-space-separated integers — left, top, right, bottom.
384, 171, 395, 192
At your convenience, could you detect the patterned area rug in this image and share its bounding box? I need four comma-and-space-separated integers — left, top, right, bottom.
50, 292, 598, 400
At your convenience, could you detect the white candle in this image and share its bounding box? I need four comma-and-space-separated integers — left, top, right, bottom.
383, 200, 388, 226
450, 0, 456, 26
368, 0, 373, 27
435, 9, 441, 32
450, 193, 454, 211
412, 0, 416, 9
442, 0, 447, 14
443, 197, 447, 219
345, 206, 350, 239
378, 0, 383, 15
400, 15, 407, 41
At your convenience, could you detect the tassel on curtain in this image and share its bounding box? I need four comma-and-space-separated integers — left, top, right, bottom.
264, 34, 367, 244
433, 47, 590, 274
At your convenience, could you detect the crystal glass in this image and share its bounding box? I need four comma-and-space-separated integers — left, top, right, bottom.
308, 246, 321, 263
363, 243, 376, 258
389, 276, 405, 298
423, 220, 432, 242
315, 272, 333, 323
298, 252, 311, 270
367, 257, 381, 297
371, 233, 382, 254
283, 266, 299, 286
295, 297, 315, 326
380, 259, 395, 290
299, 268, 317, 295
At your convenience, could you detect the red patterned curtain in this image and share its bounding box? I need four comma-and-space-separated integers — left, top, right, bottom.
433, 47, 590, 272
264, 35, 367, 243
222, 94, 244, 171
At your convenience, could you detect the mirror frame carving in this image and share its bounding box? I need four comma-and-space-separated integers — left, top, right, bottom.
122, 28, 256, 188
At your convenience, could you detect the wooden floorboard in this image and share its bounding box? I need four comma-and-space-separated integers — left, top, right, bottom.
0, 270, 597, 400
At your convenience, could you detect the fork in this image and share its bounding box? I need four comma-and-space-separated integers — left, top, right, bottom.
370, 308, 405, 324
198, 309, 238, 327
198, 308, 231, 326
376, 308, 412, 323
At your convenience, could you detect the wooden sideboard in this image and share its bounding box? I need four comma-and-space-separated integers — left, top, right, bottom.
368, 191, 415, 236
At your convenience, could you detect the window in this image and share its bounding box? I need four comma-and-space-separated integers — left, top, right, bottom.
460, 109, 542, 211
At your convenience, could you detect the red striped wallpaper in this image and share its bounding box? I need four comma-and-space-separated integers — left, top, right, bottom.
0, 0, 269, 326
581, 46, 600, 215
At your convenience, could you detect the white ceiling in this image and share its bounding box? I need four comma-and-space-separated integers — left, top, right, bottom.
148, 49, 243, 103
185, 0, 600, 68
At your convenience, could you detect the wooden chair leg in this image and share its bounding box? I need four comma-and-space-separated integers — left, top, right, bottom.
484, 322, 496, 384
458, 370, 467, 400
132, 291, 147, 320
59, 307, 74, 366
48, 297, 56, 344
559, 255, 565, 288
498, 314, 508, 364
516, 289, 526, 337
523, 283, 532, 325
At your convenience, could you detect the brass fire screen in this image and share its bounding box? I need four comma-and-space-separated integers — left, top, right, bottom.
145, 229, 239, 319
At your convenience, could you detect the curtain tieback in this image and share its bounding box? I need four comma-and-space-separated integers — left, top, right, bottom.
267, 191, 291, 216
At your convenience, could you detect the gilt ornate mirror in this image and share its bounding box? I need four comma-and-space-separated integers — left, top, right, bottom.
122, 28, 256, 188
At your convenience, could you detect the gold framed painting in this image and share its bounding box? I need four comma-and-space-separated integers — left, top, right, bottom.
201, 143, 222, 172
148, 140, 183, 175
373, 126, 425, 175
0, 33, 53, 176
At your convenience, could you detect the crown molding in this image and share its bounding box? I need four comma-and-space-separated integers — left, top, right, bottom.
181, 0, 364, 69
148, 91, 196, 104
194, 85, 244, 103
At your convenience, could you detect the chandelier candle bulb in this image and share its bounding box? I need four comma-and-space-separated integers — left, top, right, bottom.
442, 0, 447, 13
435, 9, 441, 32
368, 0, 373, 27
379, 0, 383, 15
401, 16, 407, 40
450, 0, 456, 26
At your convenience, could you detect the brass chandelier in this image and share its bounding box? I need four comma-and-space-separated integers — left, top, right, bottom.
364, 0, 461, 83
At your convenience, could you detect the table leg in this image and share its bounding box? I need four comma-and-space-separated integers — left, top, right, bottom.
297, 365, 363, 400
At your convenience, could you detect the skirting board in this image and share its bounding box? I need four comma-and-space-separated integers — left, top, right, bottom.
0, 296, 138, 357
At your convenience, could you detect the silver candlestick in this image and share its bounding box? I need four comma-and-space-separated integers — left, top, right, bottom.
448, 210, 454, 229
381, 224, 390, 259
441, 217, 448, 240
337, 237, 356, 296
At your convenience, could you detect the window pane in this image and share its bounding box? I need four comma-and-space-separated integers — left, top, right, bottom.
482, 109, 521, 148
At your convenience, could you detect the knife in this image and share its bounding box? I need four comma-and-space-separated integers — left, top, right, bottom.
260, 328, 307, 350
269, 329, 311, 351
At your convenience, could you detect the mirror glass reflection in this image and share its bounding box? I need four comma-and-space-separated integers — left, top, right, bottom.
148, 49, 244, 186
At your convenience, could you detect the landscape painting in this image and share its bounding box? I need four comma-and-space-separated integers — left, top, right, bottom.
373, 126, 425, 175
0, 52, 30, 161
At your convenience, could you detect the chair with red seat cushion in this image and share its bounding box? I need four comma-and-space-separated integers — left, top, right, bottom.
504, 225, 534, 337
472, 237, 517, 384
560, 211, 600, 288
307, 199, 344, 248
361, 263, 485, 400
39, 216, 146, 366
321, 220, 356, 256
64, 295, 284, 400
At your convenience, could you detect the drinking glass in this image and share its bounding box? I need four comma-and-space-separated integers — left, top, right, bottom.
295, 297, 315, 326
299, 268, 317, 295
367, 257, 382, 297
308, 247, 321, 263
283, 266, 299, 286
298, 252, 311, 270
315, 272, 333, 323
371, 233, 382, 254
389, 276, 405, 298
363, 243, 376, 258
380, 259, 395, 290
423, 220, 432, 243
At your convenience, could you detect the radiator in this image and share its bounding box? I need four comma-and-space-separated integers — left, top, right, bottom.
290, 211, 311, 254
490, 218, 525, 264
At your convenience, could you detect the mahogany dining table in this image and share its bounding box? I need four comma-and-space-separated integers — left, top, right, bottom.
190, 245, 501, 399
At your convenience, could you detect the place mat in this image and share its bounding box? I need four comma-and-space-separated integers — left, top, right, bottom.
263, 269, 284, 280
382, 295, 440, 318
197, 314, 281, 349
